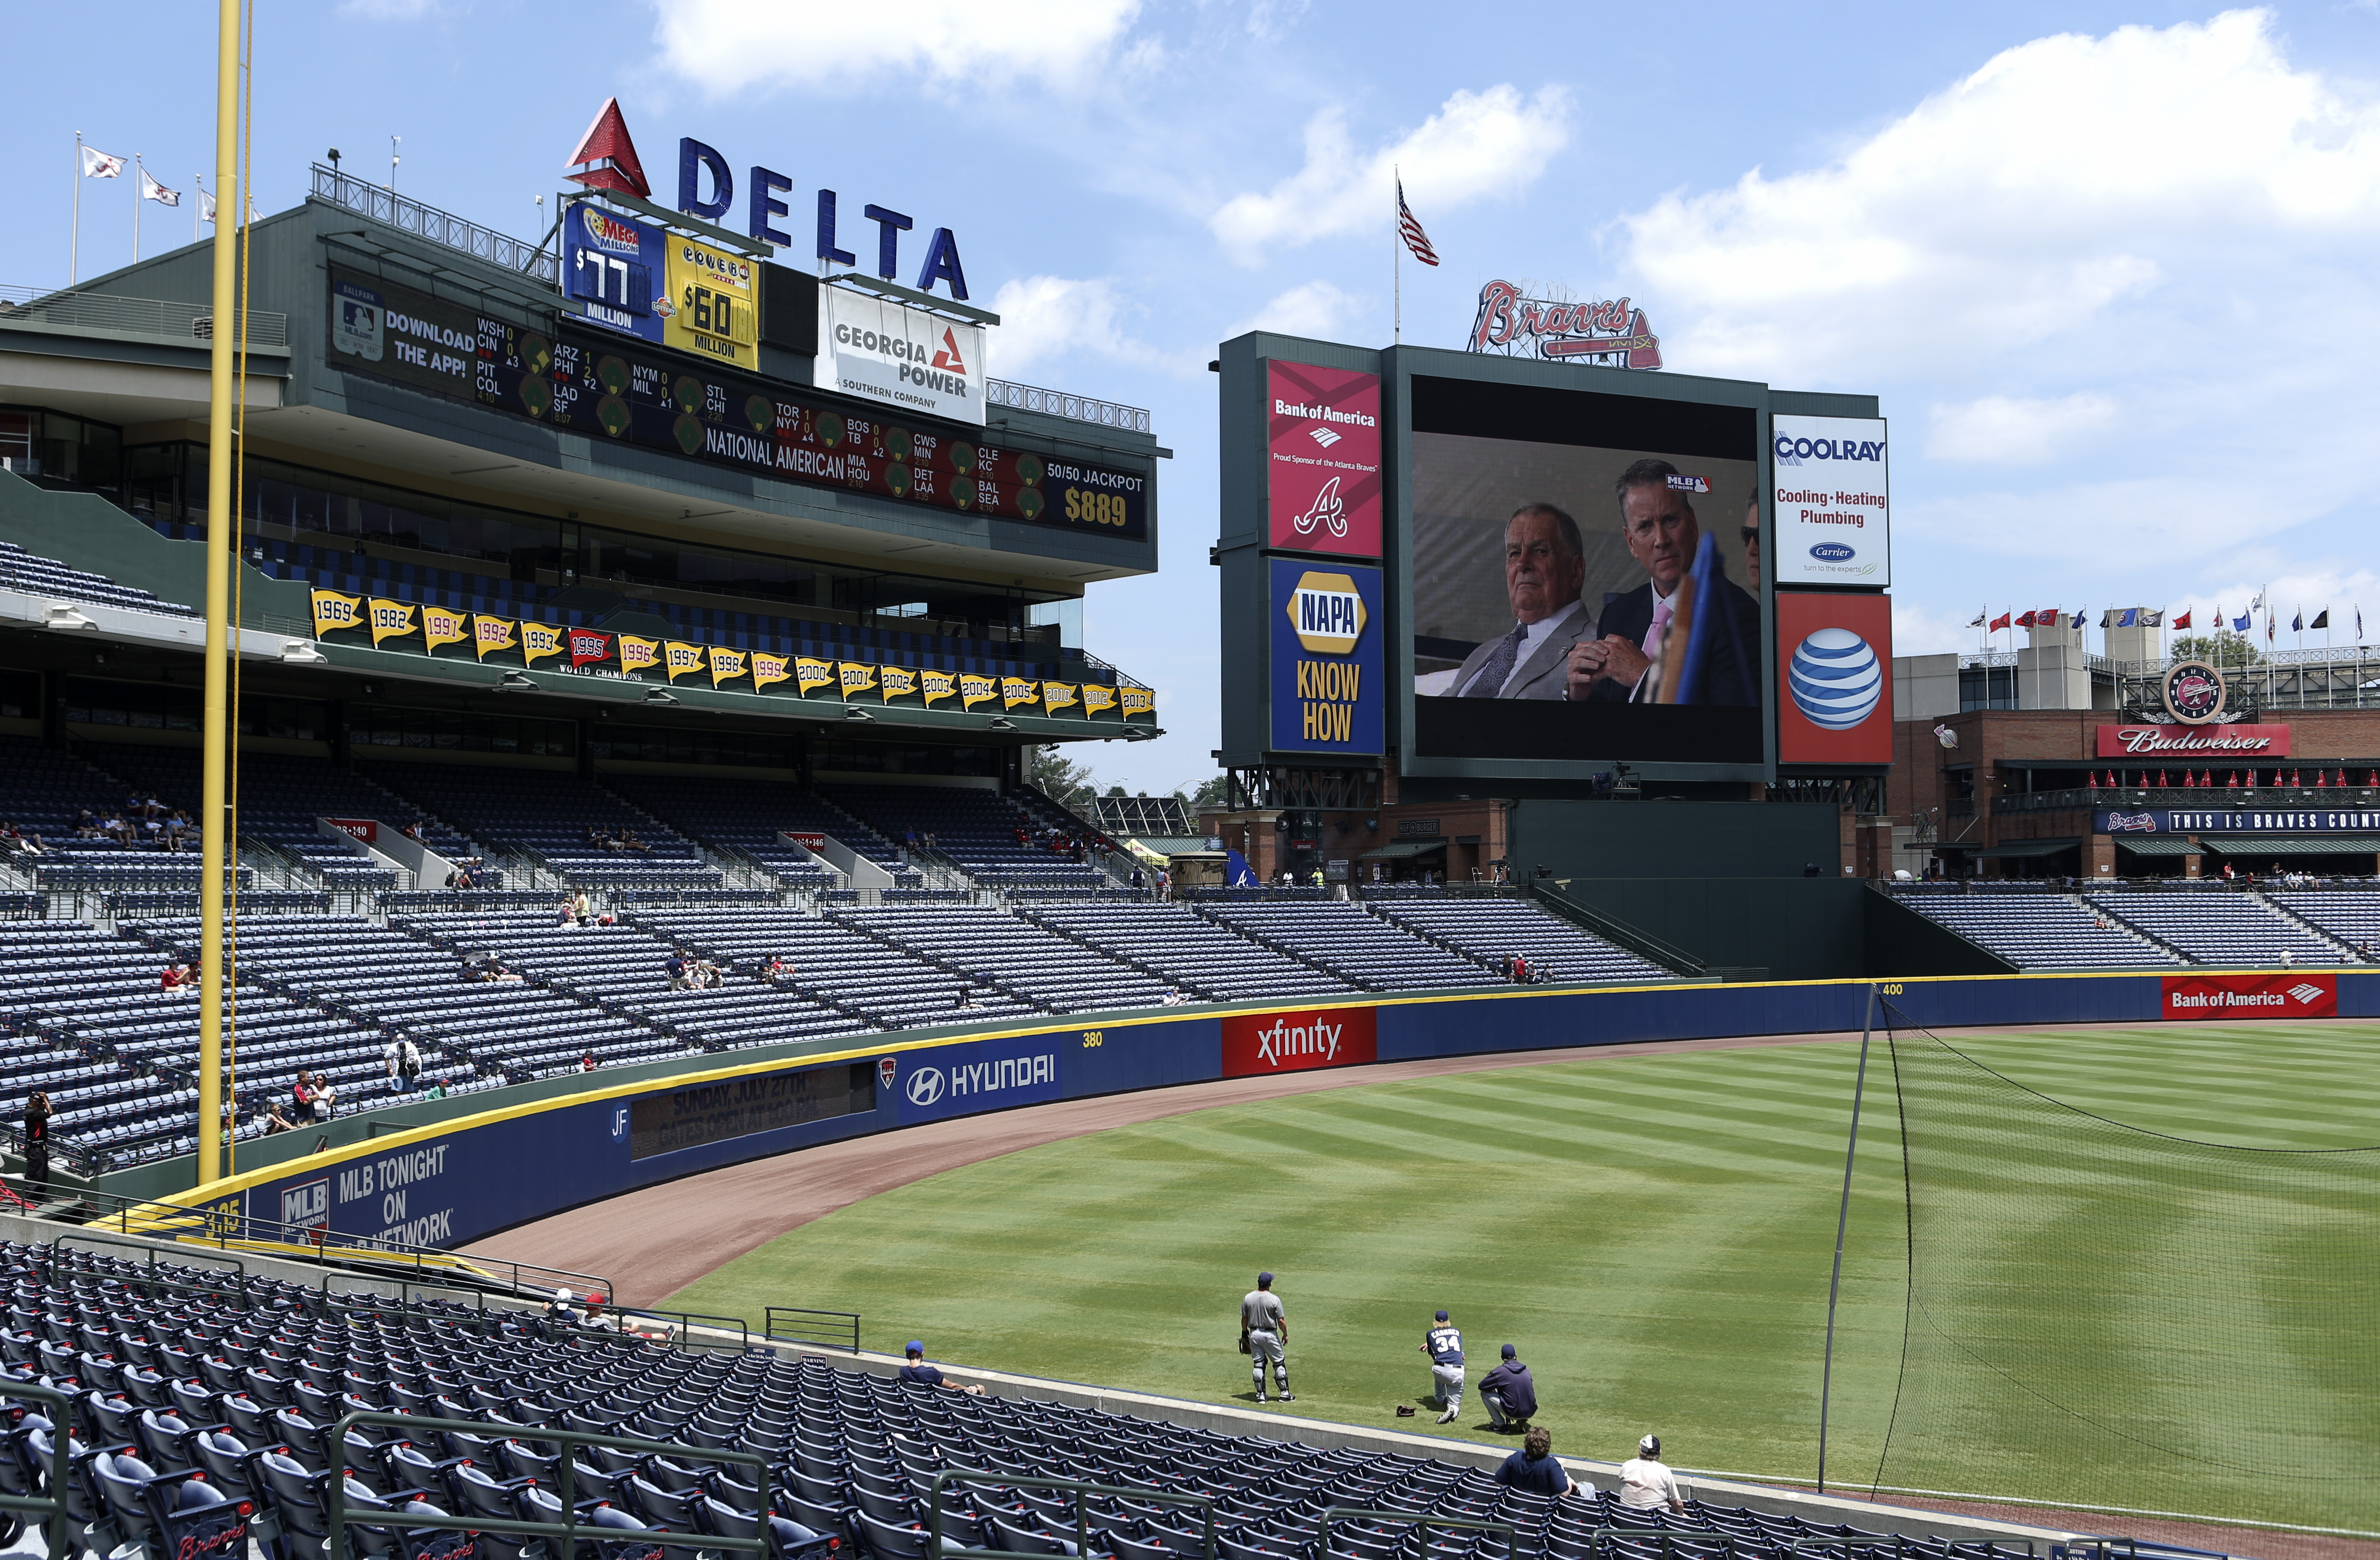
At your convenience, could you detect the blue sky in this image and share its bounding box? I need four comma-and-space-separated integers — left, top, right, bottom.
9, 3, 2380, 793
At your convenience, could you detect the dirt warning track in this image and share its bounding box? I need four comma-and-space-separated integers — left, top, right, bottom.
474, 1029, 1855, 1307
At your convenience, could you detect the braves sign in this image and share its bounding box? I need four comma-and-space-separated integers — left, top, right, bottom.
2162, 972, 2336, 1020
1221, 1006, 1379, 1078
1466, 280, 1661, 369
1266, 362, 1381, 556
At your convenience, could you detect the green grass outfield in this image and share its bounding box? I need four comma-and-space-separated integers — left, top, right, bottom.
665, 1022, 2379, 1533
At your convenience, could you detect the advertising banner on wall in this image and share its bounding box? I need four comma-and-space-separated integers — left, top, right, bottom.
2162, 972, 2336, 1020
561, 200, 666, 344
1266, 361, 1381, 556
888, 1034, 1065, 1123
820, 285, 986, 426
1772, 414, 1889, 585
2097, 807, 2380, 834
2094, 724, 2290, 759
1270, 558, 1383, 755
1221, 1005, 1378, 1077
1777, 590, 1892, 765
662, 234, 760, 369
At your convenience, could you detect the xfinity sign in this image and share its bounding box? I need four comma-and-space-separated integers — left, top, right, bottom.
1771, 414, 1889, 586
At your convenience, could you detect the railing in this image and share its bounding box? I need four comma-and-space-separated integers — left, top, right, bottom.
986, 377, 1153, 434
931, 1470, 1212, 1560
310, 163, 559, 284
1997, 783, 2380, 815
1320, 1507, 1516, 1559
0, 282, 288, 349
765, 1304, 862, 1353
326, 1411, 767, 1560
0, 1378, 74, 1560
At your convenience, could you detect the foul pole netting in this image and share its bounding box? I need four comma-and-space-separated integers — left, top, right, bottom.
1871, 1007, 2378, 1535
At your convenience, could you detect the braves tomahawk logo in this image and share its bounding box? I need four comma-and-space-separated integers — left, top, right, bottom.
2104, 811, 2158, 833
1293, 477, 1348, 539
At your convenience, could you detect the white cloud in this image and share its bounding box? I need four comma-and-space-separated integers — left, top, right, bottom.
338, 0, 435, 17
1224, 280, 1359, 341
1209, 85, 1570, 263
987, 276, 1149, 379
652, 0, 1142, 93
1926, 393, 2117, 463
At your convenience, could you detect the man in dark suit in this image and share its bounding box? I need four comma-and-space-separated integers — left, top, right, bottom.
1444, 503, 1596, 700
1567, 458, 1760, 705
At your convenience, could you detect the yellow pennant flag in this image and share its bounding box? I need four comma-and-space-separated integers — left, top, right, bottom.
879, 665, 919, 701
1001, 676, 1040, 709
921, 668, 957, 706
618, 635, 660, 674
708, 646, 749, 687
1119, 685, 1155, 716
521, 622, 564, 666
472, 615, 517, 659
422, 605, 468, 651
367, 598, 417, 647
958, 673, 998, 709
751, 651, 790, 689
310, 589, 362, 636
1081, 684, 1118, 715
1042, 681, 1080, 714
664, 642, 707, 682
795, 656, 834, 693
838, 661, 877, 698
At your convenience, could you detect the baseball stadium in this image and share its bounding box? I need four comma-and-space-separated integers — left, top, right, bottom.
0, 45, 2371, 1560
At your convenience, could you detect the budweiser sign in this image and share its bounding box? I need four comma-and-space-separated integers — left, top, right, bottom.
2095, 723, 2289, 758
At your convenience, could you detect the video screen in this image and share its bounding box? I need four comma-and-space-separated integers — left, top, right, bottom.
1407, 376, 1763, 765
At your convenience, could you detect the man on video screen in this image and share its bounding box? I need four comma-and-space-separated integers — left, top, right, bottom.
1447, 504, 1597, 699
1567, 459, 1759, 705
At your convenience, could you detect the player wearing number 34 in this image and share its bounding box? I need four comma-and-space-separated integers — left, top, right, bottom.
1446, 505, 1597, 700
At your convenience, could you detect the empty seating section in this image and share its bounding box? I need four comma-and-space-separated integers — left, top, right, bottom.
1373, 900, 1670, 983
0, 1239, 2033, 1560
1201, 901, 1494, 991
603, 776, 842, 891
824, 786, 1104, 890
1025, 902, 1358, 1002
2267, 890, 2380, 956
833, 906, 1166, 1013
0, 539, 197, 616
2086, 890, 2349, 965
1892, 893, 2182, 970
774, 793, 922, 889
361, 763, 719, 890
627, 907, 1037, 1029
82, 744, 403, 892
386, 911, 698, 1072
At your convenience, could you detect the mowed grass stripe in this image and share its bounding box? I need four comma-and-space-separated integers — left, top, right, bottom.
666, 1025, 2376, 1531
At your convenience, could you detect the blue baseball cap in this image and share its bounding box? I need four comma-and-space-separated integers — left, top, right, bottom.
1501, 1343, 1517, 1359
1258, 1271, 1273, 1285
905, 1341, 925, 1356
1435, 1310, 1448, 1322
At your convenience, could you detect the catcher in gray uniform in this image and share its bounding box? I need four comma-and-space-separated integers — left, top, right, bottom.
1240, 1271, 1295, 1403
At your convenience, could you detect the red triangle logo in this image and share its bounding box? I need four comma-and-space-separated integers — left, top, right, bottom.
565, 97, 651, 200
931, 327, 968, 375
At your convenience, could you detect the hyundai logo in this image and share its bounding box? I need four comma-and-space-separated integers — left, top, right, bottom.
1808, 542, 1856, 561
904, 1067, 946, 1107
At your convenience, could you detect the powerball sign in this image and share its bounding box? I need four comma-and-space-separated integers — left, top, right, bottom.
2161, 972, 2336, 1020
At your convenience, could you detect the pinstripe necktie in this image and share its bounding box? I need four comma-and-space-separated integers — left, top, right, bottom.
1463, 625, 1529, 696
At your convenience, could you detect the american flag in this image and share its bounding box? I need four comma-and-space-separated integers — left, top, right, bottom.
1397, 178, 1439, 267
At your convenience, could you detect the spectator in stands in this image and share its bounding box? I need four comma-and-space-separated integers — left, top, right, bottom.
402, 819, 427, 843
164, 812, 192, 851
384, 1036, 422, 1093
623, 830, 650, 854
899, 1340, 985, 1394
666, 950, 690, 989
1478, 1343, 1538, 1431
764, 955, 793, 987
426, 1078, 449, 1100
1162, 987, 1185, 1006
21, 1092, 50, 1191
1496, 1426, 1581, 1496
581, 1291, 617, 1331
291, 1070, 322, 1124
161, 961, 193, 995
1617, 1435, 1686, 1513
261, 1101, 295, 1135
581, 1051, 597, 1072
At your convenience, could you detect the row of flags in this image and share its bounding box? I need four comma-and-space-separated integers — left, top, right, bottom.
81, 141, 229, 222
1969, 601, 2366, 641
2098, 770, 2379, 788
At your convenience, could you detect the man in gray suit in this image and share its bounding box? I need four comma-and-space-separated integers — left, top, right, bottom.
1448, 503, 1594, 699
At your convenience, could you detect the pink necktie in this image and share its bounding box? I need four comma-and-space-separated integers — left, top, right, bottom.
1644, 595, 1673, 654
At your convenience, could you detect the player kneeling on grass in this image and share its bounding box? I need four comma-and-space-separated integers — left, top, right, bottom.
1240, 1271, 1294, 1403
1496, 1427, 1580, 1497
1478, 1343, 1537, 1430
1420, 1309, 1465, 1423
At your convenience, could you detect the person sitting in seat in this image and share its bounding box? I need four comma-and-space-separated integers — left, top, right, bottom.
580, 1051, 597, 1073
666, 950, 690, 989
261, 1101, 295, 1135
899, 1341, 984, 1394
581, 1291, 618, 1331
1618, 1435, 1686, 1513
161, 962, 193, 996
621, 830, 649, 854
1496, 1427, 1581, 1496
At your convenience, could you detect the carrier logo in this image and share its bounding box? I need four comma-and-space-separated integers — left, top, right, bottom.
1221, 1006, 1378, 1077
1809, 542, 1856, 562
1309, 427, 1342, 449
1287, 571, 1367, 654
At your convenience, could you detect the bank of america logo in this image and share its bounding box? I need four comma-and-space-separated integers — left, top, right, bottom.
1309, 427, 1341, 449
2288, 982, 2324, 1004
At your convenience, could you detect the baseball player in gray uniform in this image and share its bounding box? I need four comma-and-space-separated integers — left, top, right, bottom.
1240, 1271, 1294, 1403
1420, 1309, 1465, 1423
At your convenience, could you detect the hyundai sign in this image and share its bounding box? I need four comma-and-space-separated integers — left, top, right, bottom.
1772, 414, 1888, 586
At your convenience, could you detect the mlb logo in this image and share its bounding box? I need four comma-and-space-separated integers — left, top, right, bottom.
281, 1177, 329, 1231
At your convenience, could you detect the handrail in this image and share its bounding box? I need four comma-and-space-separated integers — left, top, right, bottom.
325, 1409, 769, 1560
1319, 1505, 1515, 1558
310, 165, 558, 285
0, 1377, 76, 1560
765, 1305, 861, 1354
930, 1468, 1214, 1560
1527, 883, 1706, 977
984, 378, 1153, 435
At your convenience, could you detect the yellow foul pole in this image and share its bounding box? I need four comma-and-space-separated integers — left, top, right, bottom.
197, 0, 241, 1187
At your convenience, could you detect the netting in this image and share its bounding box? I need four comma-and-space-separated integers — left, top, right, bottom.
1871, 1008, 2379, 1534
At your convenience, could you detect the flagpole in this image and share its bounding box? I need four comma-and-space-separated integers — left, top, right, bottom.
1393, 166, 1401, 346
133, 155, 142, 264
71, 132, 82, 285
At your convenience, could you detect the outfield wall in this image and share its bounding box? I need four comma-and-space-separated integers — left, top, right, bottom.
159, 968, 2372, 1253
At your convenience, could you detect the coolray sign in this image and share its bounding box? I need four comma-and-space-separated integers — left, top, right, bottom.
1771, 414, 1889, 585
1465, 280, 1661, 369
2095, 723, 2287, 759
895, 1035, 1064, 1122
1270, 559, 1383, 754
1221, 1005, 1379, 1077
2095, 808, 2380, 834
1266, 362, 1381, 556
2161, 972, 2335, 1020
820, 286, 985, 425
